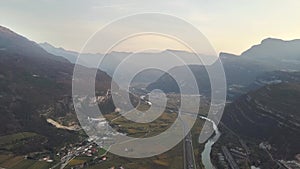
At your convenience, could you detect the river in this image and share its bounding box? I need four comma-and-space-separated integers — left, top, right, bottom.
140, 93, 220, 168
199, 116, 221, 169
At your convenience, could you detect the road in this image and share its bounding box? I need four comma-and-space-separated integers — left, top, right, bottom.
50, 141, 93, 169
184, 131, 197, 169
221, 146, 240, 169
179, 114, 197, 169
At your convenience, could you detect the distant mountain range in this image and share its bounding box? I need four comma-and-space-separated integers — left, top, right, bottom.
39, 42, 80, 63
147, 38, 300, 99
41, 38, 300, 99
40, 42, 165, 86
40, 37, 300, 74
39, 43, 217, 87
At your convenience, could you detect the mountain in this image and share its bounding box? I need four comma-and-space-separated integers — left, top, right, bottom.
40, 44, 209, 86
147, 38, 300, 99
221, 38, 300, 84
221, 71, 300, 159
41, 38, 300, 92
0, 27, 68, 63
241, 38, 300, 70
39, 43, 159, 85
146, 64, 210, 94
247, 70, 300, 90
39, 42, 78, 63
0, 26, 113, 153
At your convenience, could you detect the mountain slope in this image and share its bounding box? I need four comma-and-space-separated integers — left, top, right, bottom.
39, 42, 78, 63
0, 26, 113, 152
146, 64, 210, 94
0, 26, 68, 63
221, 77, 300, 159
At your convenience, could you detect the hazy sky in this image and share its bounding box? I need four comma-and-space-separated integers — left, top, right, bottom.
1, 0, 300, 54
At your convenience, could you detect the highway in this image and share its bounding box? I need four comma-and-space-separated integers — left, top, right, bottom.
179, 114, 197, 169
184, 131, 197, 169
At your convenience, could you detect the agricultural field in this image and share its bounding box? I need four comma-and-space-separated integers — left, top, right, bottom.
0, 155, 51, 169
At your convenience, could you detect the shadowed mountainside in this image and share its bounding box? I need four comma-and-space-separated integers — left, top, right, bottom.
0, 26, 113, 152
221, 72, 300, 159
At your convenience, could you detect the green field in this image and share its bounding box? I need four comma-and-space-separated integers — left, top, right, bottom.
0, 132, 38, 146
0, 155, 51, 169
0, 132, 53, 169
0, 132, 47, 154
